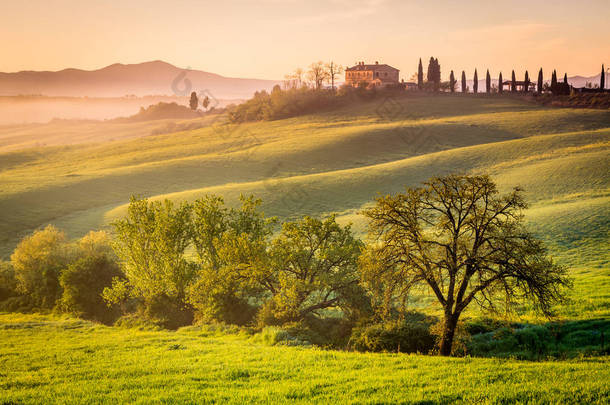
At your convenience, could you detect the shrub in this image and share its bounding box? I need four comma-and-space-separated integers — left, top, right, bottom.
0, 261, 17, 302
11, 225, 73, 309
58, 255, 123, 324
140, 294, 194, 330
349, 312, 437, 353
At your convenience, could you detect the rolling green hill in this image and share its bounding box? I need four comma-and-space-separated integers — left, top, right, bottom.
1, 94, 608, 317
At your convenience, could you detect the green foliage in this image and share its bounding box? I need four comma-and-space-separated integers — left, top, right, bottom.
106, 197, 195, 324
361, 174, 571, 355
0, 260, 17, 301
262, 215, 363, 325
10, 225, 72, 309
350, 312, 437, 353
58, 255, 123, 324
187, 195, 274, 325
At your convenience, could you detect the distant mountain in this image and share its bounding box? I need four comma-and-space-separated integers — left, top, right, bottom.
0, 61, 281, 99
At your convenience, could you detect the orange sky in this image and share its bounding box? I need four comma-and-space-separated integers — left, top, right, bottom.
1, 0, 609, 80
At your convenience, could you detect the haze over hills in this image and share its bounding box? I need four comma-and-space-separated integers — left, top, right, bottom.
0, 60, 281, 99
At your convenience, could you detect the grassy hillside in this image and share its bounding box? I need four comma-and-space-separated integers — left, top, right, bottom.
1, 94, 608, 317
1, 314, 608, 404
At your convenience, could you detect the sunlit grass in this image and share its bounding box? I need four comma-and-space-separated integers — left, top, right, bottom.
0, 313, 608, 404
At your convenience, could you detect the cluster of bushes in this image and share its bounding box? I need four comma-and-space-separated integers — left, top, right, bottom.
532, 92, 610, 109
228, 84, 384, 123
467, 318, 610, 360
116, 102, 203, 122
0, 227, 122, 324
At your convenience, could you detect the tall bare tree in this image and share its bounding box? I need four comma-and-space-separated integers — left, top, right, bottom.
326, 62, 343, 91
361, 174, 570, 356
307, 61, 329, 90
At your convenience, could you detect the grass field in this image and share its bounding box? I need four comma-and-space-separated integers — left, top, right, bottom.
0, 313, 608, 404
1, 93, 608, 318
1, 93, 609, 403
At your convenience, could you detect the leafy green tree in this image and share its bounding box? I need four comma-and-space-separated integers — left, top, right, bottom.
418, 58, 424, 90
461, 71, 467, 93
189, 91, 198, 110
59, 255, 123, 323
361, 174, 570, 356
449, 70, 456, 93
106, 197, 194, 323
486, 70, 491, 93
538, 68, 543, 94
473, 69, 478, 94
11, 225, 72, 308
498, 72, 503, 94
261, 216, 363, 325
187, 195, 275, 325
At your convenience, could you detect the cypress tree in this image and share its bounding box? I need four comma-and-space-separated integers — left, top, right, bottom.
435, 58, 441, 91
461, 71, 467, 93
524, 71, 530, 93
537, 68, 543, 93
498, 72, 503, 94
602, 64, 605, 90
473, 69, 478, 94
418, 58, 423, 90
551, 70, 557, 89
511, 70, 516, 92
563, 73, 568, 84
486, 70, 491, 93
449, 70, 456, 93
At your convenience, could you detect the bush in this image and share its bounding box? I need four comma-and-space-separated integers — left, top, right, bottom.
11, 225, 73, 309
0, 261, 17, 302
349, 312, 437, 353
58, 255, 123, 324
141, 294, 194, 330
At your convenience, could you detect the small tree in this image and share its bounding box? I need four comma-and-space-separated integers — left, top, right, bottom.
551, 70, 557, 89
187, 195, 275, 325
498, 72, 503, 94
261, 216, 363, 325
473, 69, 478, 94
461, 71, 467, 93
202, 96, 210, 110
537, 68, 543, 94
189, 91, 198, 110
326, 62, 343, 91
59, 255, 123, 323
449, 70, 456, 93
418, 58, 424, 90
486, 70, 491, 93
106, 197, 194, 325
524, 71, 530, 93
361, 174, 570, 356
307, 61, 329, 90
11, 225, 72, 308
511, 70, 516, 92
427, 57, 441, 91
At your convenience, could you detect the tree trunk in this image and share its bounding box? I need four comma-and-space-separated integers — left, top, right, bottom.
439, 312, 459, 356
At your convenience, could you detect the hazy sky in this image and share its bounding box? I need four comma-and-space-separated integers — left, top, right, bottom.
1, 0, 608, 79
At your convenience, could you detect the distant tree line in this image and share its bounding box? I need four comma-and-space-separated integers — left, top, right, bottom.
0, 175, 570, 356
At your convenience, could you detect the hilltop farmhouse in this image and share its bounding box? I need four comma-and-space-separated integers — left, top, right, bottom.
345, 61, 399, 88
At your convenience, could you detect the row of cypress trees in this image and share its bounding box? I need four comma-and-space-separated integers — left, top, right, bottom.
417, 58, 607, 94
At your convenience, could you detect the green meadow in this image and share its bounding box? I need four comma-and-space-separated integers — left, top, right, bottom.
1, 94, 609, 403
1, 313, 608, 404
